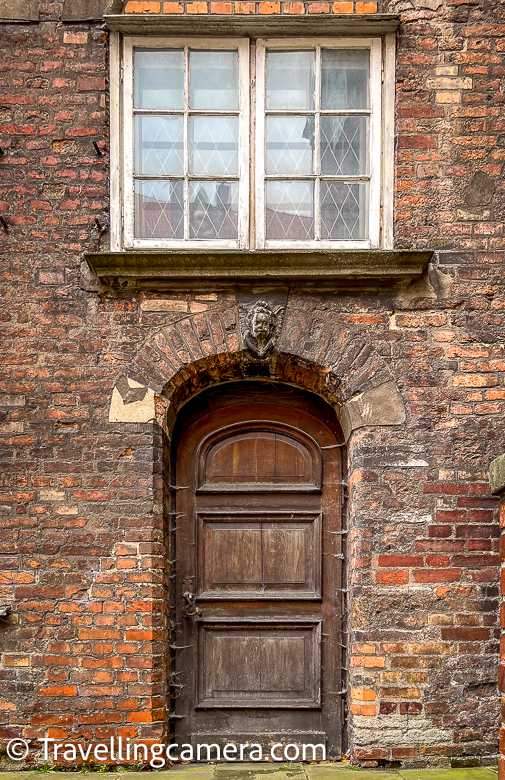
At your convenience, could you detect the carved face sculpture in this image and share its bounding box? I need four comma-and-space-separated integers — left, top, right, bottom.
251, 310, 270, 340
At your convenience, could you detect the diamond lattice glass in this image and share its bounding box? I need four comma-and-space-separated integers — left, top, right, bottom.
190, 116, 239, 176
135, 180, 184, 239
266, 180, 314, 240
134, 49, 184, 110
135, 116, 184, 176
266, 116, 314, 175
320, 180, 368, 240
189, 181, 238, 239
321, 116, 368, 176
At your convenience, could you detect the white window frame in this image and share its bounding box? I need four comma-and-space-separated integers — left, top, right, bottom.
111, 34, 394, 252
255, 37, 382, 250
122, 36, 250, 250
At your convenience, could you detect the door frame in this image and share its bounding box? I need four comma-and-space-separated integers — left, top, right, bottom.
168, 380, 347, 759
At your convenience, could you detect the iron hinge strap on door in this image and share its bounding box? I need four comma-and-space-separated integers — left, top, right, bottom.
182, 575, 202, 618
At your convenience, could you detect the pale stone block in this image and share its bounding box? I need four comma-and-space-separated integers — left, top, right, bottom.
427, 76, 472, 89
141, 299, 188, 312
435, 65, 458, 76
109, 378, 155, 423
436, 91, 461, 103
0, 394, 25, 406
341, 380, 406, 440
0, 422, 23, 432
40, 489, 65, 501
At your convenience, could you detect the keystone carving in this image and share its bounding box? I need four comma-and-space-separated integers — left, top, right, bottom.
239, 300, 284, 357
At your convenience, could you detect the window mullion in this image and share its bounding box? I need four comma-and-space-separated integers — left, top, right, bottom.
184, 46, 189, 241
314, 45, 321, 241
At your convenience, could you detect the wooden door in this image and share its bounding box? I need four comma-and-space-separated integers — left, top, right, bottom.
173, 385, 344, 759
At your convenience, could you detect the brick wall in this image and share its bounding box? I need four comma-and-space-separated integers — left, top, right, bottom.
122, 0, 378, 13
1, 0, 504, 771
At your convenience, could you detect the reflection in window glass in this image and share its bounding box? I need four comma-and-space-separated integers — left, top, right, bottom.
266, 180, 314, 240
134, 50, 184, 110
189, 181, 238, 240
321, 49, 369, 110
135, 180, 184, 239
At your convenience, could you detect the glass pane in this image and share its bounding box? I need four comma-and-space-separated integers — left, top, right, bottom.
321, 49, 369, 110
321, 116, 368, 176
266, 116, 314, 175
266, 180, 314, 241
190, 116, 238, 176
135, 180, 184, 239
320, 180, 368, 240
134, 49, 184, 110
190, 50, 239, 110
266, 50, 315, 110
135, 116, 184, 176
189, 181, 238, 240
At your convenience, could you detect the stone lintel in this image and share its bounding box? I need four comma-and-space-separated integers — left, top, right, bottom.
490, 453, 505, 496
104, 13, 400, 36
84, 249, 432, 290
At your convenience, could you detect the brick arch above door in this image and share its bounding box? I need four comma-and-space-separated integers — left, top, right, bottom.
108, 295, 406, 440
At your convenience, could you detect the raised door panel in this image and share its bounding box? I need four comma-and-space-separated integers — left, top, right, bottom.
198, 622, 321, 708
198, 424, 322, 491
197, 512, 321, 599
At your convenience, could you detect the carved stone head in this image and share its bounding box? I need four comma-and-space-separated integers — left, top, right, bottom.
241, 300, 283, 357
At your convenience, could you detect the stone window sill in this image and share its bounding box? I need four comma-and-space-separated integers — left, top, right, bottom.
84, 249, 432, 290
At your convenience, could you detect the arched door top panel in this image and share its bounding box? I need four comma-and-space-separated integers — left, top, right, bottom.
197, 422, 322, 493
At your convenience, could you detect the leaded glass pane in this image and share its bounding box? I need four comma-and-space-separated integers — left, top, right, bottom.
266, 50, 315, 110
135, 116, 184, 176
135, 180, 184, 239
190, 50, 239, 110
320, 180, 368, 240
134, 50, 184, 110
266, 116, 314, 175
321, 49, 369, 110
190, 116, 239, 176
189, 181, 238, 239
266, 180, 314, 240
321, 116, 368, 176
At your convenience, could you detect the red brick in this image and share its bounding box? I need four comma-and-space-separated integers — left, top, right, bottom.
378, 555, 423, 567
413, 569, 462, 583
398, 136, 437, 149
125, 1, 161, 10
355, 1, 377, 10
441, 628, 490, 641
376, 570, 409, 585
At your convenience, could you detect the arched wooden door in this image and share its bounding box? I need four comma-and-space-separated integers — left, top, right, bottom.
172, 383, 344, 759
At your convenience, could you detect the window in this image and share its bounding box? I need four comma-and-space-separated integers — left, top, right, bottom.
123, 38, 249, 249
119, 36, 388, 251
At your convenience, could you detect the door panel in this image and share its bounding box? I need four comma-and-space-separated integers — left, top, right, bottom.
197, 512, 321, 599
198, 423, 322, 491
173, 393, 343, 758
198, 622, 320, 708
